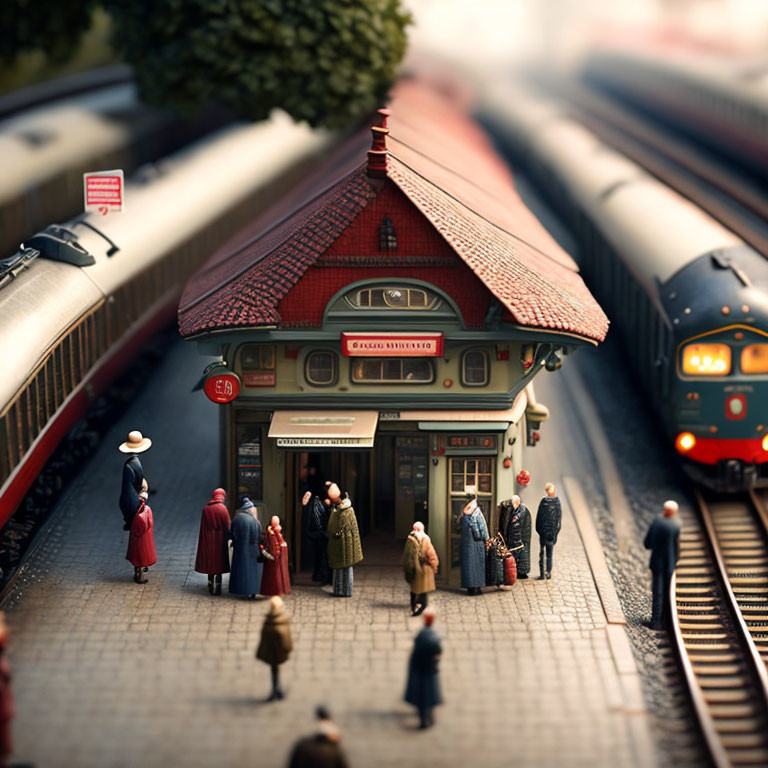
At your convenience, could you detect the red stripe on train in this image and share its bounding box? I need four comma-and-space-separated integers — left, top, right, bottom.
0, 292, 180, 530
676, 435, 768, 465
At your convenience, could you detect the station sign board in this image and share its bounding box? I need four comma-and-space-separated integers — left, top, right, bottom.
341, 332, 444, 357
276, 436, 374, 448
84, 170, 124, 215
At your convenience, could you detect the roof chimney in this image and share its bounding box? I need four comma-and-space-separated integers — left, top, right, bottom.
367, 108, 391, 178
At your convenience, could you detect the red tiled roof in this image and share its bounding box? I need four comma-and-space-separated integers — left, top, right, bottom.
179, 79, 609, 342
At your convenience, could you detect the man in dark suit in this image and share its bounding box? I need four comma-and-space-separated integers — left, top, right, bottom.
644, 500, 682, 630
535, 482, 562, 580
118, 430, 151, 531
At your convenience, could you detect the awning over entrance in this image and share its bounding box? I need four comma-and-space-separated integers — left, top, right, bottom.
268, 410, 379, 448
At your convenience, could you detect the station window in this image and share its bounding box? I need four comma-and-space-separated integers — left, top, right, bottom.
351, 358, 434, 384
348, 286, 440, 310
681, 342, 731, 376
305, 351, 337, 386
461, 350, 489, 386
240, 344, 275, 370
741, 343, 768, 374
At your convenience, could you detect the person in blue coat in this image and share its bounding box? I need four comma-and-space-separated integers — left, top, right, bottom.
229, 497, 264, 598
644, 500, 682, 630
460, 498, 489, 595
404, 607, 442, 729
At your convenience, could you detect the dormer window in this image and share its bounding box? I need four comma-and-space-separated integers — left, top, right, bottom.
348, 286, 440, 310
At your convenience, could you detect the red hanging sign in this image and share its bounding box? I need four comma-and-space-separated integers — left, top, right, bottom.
204, 373, 240, 404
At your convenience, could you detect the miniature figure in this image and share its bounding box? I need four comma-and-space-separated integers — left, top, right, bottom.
460, 498, 489, 595
229, 497, 263, 598
261, 515, 291, 597
287, 704, 349, 768
118, 430, 151, 531
535, 483, 562, 580
404, 607, 442, 729
499, 494, 531, 578
303, 491, 331, 585
126, 490, 156, 584
325, 482, 363, 597
0, 613, 13, 768
256, 595, 293, 701
401, 521, 439, 615
194, 487, 231, 595
644, 500, 682, 630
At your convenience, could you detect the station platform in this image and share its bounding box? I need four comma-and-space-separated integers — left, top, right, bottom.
3, 339, 657, 767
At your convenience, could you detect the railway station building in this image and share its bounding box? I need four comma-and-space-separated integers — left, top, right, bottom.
178, 80, 608, 585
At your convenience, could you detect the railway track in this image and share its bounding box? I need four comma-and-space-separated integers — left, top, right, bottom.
670, 493, 768, 766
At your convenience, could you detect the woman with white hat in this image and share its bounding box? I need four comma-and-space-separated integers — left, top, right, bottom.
118, 430, 152, 531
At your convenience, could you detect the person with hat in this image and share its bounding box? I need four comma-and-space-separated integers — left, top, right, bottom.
287, 705, 349, 768
256, 595, 293, 701
460, 498, 489, 595
0, 613, 14, 768
195, 488, 231, 595
404, 607, 442, 729
261, 515, 291, 597
118, 430, 151, 531
229, 497, 263, 598
126, 489, 157, 584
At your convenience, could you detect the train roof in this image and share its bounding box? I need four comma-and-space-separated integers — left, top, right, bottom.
179, 79, 609, 343
0, 260, 100, 408
0, 113, 329, 409
585, 47, 768, 111
483, 85, 744, 298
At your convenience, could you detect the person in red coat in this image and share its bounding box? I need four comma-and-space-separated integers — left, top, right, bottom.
261, 515, 291, 597
0, 613, 13, 768
195, 487, 231, 595
126, 491, 157, 584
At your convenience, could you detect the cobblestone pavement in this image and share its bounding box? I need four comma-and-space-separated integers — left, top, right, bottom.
3, 339, 657, 768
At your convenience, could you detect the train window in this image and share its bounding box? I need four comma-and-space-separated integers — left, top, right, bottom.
741, 344, 768, 374
681, 342, 731, 376
461, 350, 489, 387
305, 351, 337, 386
351, 358, 434, 384
241, 345, 275, 370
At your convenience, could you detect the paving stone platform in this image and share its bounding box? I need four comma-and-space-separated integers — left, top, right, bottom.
3, 340, 657, 767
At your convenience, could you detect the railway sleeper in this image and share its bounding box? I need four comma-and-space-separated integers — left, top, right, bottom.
725, 747, 768, 765
692, 663, 743, 675
702, 688, 750, 703
709, 704, 759, 718
716, 718, 765, 733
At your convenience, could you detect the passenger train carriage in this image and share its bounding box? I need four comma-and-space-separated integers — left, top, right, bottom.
482, 85, 768, 491
0, 113, 331, 532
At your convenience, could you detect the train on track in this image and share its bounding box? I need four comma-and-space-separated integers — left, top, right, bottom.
482, 84, 768, 492
0, 113, 331, 535
581, 45, 768, 177
0, 66, 229, 259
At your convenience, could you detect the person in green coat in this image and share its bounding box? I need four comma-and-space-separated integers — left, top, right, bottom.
325, 482, 363, 597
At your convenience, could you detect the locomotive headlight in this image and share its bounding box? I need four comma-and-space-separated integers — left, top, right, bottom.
676, 432, 696, 453
762, 434, 768, 453
682, 343, 731, 375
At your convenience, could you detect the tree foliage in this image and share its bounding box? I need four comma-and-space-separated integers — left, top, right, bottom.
104, 0, 412, 129
0, 0, 99, 64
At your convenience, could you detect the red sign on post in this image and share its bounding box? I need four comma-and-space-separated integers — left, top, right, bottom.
204, 373, 240, 404
84, 170, 124, 216
341, 332, 444, 357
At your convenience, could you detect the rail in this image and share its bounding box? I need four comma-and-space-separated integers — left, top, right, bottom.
670, 493, 768, 766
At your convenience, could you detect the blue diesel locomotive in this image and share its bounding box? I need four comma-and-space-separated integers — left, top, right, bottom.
482, 85, 768, 491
